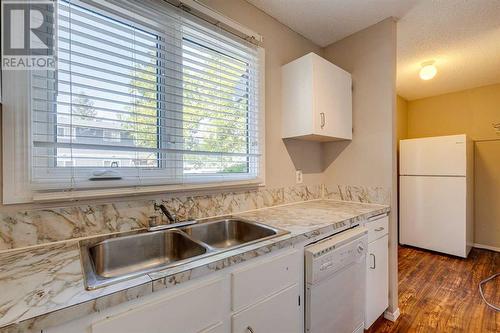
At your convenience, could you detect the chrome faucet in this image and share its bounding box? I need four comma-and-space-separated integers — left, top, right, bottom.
148, 202, 197, 232
154, 202, 177, 224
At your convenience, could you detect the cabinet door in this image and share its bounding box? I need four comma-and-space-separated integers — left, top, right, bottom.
313, 55, 352, 140
232, 284, 300, 333
365, 235, 389, 329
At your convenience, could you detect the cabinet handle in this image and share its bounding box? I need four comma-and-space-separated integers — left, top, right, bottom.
370, 253, 376, 269
247, 326, 255, 333
320, 112, 325, 129
375, 227, 384, 232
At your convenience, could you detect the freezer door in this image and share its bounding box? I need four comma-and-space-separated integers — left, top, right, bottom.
400, 134, 467, 176
399, 176, 468, 257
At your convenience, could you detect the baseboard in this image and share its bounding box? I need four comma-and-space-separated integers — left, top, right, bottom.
384, 307, 400, 322
474, 243, 500, 253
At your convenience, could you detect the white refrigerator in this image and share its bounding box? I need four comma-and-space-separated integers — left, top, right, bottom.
399, 134, 474, 258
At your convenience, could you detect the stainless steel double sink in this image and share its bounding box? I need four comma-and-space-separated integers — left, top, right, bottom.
80, 219, 289, 290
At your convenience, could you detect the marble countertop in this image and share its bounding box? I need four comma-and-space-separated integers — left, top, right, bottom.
0, 199, 389, 332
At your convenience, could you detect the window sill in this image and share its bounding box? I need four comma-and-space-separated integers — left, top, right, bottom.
31, 180, 265, 203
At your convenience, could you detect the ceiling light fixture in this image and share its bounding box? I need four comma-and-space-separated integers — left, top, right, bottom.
419, 61, 437, 80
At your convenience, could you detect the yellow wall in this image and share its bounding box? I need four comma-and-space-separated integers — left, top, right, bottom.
404, 83, 500, 249
407, 83, 500, 140
396, 95, 408, 143
475, 141, 500, 248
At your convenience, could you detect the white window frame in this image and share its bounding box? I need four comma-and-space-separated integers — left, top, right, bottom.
1, 1, 266, 204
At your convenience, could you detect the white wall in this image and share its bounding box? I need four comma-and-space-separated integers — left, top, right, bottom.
322, 18, 399, 315
200, 0, 325, 188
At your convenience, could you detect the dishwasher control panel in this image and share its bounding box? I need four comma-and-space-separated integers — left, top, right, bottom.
305, 227, 368, 284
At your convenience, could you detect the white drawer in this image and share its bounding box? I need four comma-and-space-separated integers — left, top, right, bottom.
366, 215, 389, 242
231, 249, 299, 311
232, 284, 300, 333
91, 278, 225, 333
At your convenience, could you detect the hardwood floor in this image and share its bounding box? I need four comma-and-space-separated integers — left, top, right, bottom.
367, 246, 500, 333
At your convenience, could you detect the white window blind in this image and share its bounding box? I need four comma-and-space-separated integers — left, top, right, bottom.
31, 0, 262, 191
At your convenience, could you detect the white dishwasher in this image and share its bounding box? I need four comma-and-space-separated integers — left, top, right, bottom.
305, 227, 368, 333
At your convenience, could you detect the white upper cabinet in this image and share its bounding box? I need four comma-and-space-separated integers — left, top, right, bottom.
281, 52, 352, 141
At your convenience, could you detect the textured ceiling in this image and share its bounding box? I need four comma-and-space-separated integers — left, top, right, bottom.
397, 0, 500, 100
246, 0, 500, 101
246, 0, 418, 46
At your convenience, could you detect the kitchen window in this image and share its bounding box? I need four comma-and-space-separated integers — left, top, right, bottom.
3, 0, 264, 203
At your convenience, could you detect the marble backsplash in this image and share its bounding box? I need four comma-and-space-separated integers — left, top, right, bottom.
0, 184, 322, 251
323, 184, 391, 205
0, 183, 390, 252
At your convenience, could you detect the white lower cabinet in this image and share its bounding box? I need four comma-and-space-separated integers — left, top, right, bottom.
91, 278, 226, 333
42, 249, 300, 333
44, 277, 228, 333
231, 284, 300, 333
364, 215, 389, 329
231, 250, 299, 312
